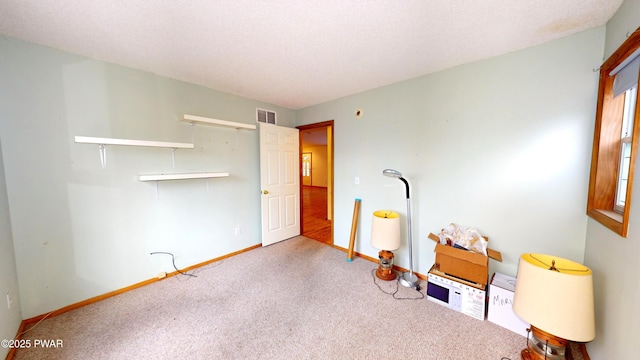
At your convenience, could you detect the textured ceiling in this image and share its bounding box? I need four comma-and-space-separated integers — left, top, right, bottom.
0, 1, 624, 109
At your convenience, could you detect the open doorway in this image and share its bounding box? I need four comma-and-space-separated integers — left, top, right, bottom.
298, 121, 334, 245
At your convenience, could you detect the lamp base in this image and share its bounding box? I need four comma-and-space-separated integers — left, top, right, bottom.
375, 250, 396, 281
521, 348, 537, 360
521, 326, 568, 360
398, 271, 419, 289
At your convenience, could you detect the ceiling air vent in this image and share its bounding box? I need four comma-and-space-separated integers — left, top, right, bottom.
257, 108, 277, 125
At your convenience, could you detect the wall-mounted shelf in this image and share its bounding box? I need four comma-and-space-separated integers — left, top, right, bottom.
181, 114, 256, 130
75, 136, 194, 169
138, 172, 229, 182
139, 172, 230, 199
75, 136, 194, 149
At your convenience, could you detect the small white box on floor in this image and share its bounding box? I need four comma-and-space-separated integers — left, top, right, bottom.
427, 267, 486, 321
487, 272, 528, 337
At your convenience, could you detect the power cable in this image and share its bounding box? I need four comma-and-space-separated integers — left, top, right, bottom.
150, 252, 196, 277
370, 268, 424, 300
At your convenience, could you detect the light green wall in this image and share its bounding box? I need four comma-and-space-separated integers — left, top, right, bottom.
584, 0, 640, 359
0, 141, 22, 359
0, 37, 295, 318
297, 27, 604, 281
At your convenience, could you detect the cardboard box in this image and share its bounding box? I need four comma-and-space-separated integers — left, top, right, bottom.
428, 233, 502, 285
427, 266, 486, 321
487, 272, 529, 337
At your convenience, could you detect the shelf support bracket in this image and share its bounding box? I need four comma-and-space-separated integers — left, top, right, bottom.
98, 144, 107, 169
171, 148, 176, 168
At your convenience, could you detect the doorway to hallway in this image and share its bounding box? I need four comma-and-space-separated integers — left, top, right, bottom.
298, 121, 334, 245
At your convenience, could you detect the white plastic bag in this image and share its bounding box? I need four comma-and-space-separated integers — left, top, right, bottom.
438, 223, 488, 256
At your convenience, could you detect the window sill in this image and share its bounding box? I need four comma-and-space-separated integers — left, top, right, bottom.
587, 208, 624, 236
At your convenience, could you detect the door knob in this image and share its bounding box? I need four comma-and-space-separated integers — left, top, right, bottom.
263, 190, 269, 194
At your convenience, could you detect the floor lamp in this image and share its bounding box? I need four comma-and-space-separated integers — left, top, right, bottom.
382, 169, 419, 289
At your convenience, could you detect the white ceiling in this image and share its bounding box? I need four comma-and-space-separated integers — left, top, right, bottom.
0, 1, 624, 110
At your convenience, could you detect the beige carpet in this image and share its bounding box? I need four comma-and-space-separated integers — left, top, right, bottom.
13, 236, 526, 360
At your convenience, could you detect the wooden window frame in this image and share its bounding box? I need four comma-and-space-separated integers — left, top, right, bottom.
587, 27, 640, 237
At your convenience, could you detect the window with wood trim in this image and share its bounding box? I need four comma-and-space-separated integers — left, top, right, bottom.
588, 27, 640, 237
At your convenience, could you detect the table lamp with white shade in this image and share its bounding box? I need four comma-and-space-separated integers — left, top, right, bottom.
371, 210, 401, 280
512, 253, 595, 360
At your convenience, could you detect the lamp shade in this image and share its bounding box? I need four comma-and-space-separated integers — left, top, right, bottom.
512, 253, 595, 342
371, 210, 401, 251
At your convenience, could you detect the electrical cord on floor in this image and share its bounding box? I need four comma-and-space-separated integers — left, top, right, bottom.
370, 268, 424, 300
15, 310, 55, 338
150, 251, 197, 277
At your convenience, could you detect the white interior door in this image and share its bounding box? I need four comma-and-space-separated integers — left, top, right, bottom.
260, 123, 300, 246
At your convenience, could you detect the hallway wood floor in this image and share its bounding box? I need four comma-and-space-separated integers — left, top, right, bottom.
302, 186, 332, 244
